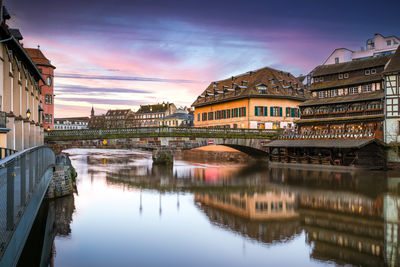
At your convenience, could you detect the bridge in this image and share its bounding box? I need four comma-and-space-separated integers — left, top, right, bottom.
44, 127, 280, 157
0, 146, 55, 267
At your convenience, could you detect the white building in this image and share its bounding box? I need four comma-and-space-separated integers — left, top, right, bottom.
54, 117, 89, 130
324, 34, 400, 65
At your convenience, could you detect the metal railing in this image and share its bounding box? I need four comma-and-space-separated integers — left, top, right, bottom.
0, 146, 55, 258
45, 126, 279, 139
0, 148, 17, 160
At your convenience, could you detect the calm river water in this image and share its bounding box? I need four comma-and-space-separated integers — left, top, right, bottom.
18, 148, 400, 267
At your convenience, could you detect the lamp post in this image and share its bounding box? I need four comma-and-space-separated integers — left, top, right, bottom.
47, 126, 51, 132
26, 109, 31, 119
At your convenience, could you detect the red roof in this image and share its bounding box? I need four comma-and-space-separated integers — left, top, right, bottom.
25, 48, 55, 69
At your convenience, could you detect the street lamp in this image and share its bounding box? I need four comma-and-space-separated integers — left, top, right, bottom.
26, 109, 31, 119
47, 126, 51, 131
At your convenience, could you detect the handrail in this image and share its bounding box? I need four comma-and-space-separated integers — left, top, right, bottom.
0, 145, 56, 260
44, 126, 279, 138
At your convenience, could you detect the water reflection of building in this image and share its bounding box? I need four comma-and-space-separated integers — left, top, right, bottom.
195, 192, 297, 220
196, 194, 301, 244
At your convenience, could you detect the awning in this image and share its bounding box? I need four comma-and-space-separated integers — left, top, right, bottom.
265, 138, 383, 149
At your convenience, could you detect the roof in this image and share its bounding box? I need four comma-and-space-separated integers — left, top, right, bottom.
9, 29, 22, 40
192, 66, 307, 107
296, 114, 384, 124
25, 48, 56, 69
136, 103, 174, 114
158, 112, 193, 120
310, 74, 382, 91
384, 46, 400, 73
55, 117, 89, 122
105, 109, 132, 116
313, 54, 392, 77
299, 90, 384, 107
265, 138, 382, 148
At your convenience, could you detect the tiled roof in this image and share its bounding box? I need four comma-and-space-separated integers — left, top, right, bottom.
106, 109, 132, 116
192, 66, 307, 107
136, 103, 174, 113
299, 90, 383, 107
296, 114, 384, 124
310, 74, 382, 91
25, 48, 56, 69
265, 138, 382, 148
384, 46, 400, 73
312, 54, 392, 77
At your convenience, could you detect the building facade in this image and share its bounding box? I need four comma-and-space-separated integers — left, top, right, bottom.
297, 48, 400, 142
157, 108, 194, 127
324, 34, 400, 65
25, 48, 55, 130
133, 103, 176, 127
0, 6, 45, 151
192, 67, 307, 129
383, 47, 400, 143
104, 109, 134, 129
54, 117, 89, 130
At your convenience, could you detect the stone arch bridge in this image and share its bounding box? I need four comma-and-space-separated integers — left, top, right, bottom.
44, 127, 279, 157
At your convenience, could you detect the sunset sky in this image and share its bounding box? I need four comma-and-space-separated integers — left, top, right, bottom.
7, 0, 400, 117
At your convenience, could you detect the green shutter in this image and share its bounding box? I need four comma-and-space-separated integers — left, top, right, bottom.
286, 107, 289, 116
255, 107, 259, 116
243, 107, 246, 117
279, 107, 283, 117
291, 108, 295, 117
270, 107, 274, 117
264, 107, 268, 116
235, 108, 239, 117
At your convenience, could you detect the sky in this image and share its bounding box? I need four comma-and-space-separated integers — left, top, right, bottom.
6, 0, 400, 117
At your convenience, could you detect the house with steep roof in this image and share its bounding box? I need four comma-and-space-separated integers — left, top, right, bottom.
192, 66, 307, 129
25, 48, 56, 130
133, 102, 176, 127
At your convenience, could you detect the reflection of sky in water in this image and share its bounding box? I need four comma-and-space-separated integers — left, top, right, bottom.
54, 148, 397, 267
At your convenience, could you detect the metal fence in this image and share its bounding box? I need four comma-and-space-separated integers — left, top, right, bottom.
0, 148, 17, 160
45, 126, 279, 138
0, 146, 55, 258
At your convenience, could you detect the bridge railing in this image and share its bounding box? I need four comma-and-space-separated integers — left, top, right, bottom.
0, 146, 55, 258
44, 126, 279, 139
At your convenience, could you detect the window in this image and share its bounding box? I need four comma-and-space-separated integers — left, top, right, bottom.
362, 84, 372, 92
331, 89, 338, 97
335, 57, 339, 64
332, 105, 345, 113
349, 87, 358, 94
318, 91, 326, 98
45, 114, 52, 123
338, 74, 343, 79
366, 102, 381, 110
208, 112, 213, 120
365, 69, 370, 75
344, 73, 349, 79
270, 106, 282, 117
316, 106, 329, 114
320, 76, 324, 82
303, 108, 313, 115
202, 112, 207, 121
314, 77, 319, 83
349, 103, 364, 111
371, 69, 376, 74
45, 94, 53, 104
197, 113, 200, 121
257, 85, 267, 94
255, 106, 267, 116
387, 40, 392, 46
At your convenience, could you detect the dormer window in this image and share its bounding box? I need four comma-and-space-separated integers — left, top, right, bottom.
338, 74, 343, 79
365, 69, 370, 75
271, 79, 275, 85
387, 40, 392, 46
315, 77, 319, 83
257, 85, 267, 94
371, 69, 376, 74
320, 77, 324, 82
344, 73, 349, 79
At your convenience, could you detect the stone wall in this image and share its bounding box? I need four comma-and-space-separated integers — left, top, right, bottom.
46, 154, 75, 199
